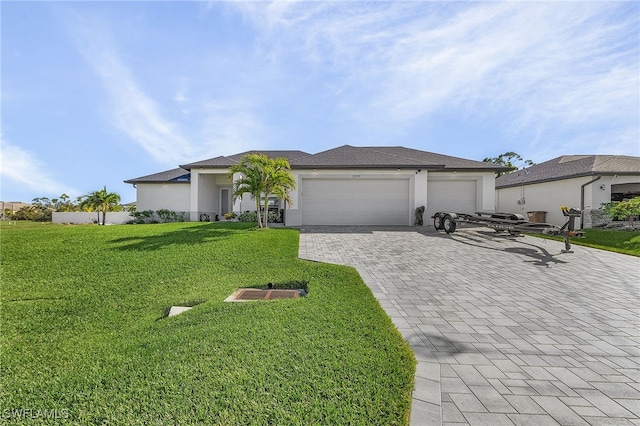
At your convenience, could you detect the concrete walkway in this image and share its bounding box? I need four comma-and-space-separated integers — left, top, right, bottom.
298, 226, 640, 426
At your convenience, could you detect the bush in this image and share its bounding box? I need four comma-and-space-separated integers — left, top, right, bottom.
237, 211, 281, 223
131, 210, 154, 224
601, 198, 640, 229
267, 211, 281, 223
223, 212, 237, 220
156, 209, 184, 223
238, 211, 258, 223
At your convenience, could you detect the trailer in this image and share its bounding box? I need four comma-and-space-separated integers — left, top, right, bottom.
432, 206, 584, 252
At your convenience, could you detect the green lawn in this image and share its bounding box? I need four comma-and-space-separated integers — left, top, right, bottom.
533, 227, 640, 257
0, 222, 415, 425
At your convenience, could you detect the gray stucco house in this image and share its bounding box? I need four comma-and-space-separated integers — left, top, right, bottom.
125, 145, 508, 226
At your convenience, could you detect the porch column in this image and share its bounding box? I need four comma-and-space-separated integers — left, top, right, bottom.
189, 169, 201, 221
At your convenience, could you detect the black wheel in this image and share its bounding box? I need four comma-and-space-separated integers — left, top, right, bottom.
443, 214, 457, 234
433, 213, 444, 230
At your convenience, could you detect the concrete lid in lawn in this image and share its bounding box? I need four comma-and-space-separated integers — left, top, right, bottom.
168, 306, 192, 317
224, 288, 306, 302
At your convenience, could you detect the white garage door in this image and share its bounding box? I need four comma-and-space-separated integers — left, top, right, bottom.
301, 178, 410, 225
427, 180, 477, 220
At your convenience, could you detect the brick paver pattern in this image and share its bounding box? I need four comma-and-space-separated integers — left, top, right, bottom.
299, 226, 640, 426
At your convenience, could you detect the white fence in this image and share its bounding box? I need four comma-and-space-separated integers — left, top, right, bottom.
53, 212, 133, 225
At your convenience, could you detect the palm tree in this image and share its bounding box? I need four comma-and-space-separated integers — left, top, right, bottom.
228, 154, 268, 227
79, 192, 101, 223
260, 157, 296, 228
80, 186, 121, 225
227, 154, 296, 228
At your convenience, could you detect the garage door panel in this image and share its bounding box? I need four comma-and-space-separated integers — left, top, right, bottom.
427, 180, 476, 220
302, 178, 410, 225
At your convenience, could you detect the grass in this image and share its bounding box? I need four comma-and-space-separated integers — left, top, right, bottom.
531, 227, 640, 257
0, 222, 415, 425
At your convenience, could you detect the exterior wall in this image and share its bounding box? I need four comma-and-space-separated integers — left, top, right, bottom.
53, 211, 133, 225
496, 176, 599, 228
496, 178, 582, 226
497, 174, 640, 228
189, 169, 232, 221
132, 167, 496, 226
136, 183, 190, 213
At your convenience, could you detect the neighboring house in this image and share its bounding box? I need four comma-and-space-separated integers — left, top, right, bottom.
125, 145, 508, 226
1, 201, 31, 219
495, 155, 640, 228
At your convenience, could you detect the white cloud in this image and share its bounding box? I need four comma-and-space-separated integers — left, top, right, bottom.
67, 16, 197, 165
0, 139, 79, 199
200, 99, 267, 156
233, 1, 639, 155
66, 11, 270, 164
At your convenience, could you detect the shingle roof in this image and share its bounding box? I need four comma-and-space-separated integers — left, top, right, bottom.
227, 150, 312, 163
291, 145, 506, 171
124, 168, 191, 184
125, 145, 507, 184
495, 155, 640, 189
179, 156, 237, 169
180, 150, 312, 170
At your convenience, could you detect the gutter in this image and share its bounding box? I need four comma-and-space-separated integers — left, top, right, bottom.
580, 175, 602, 229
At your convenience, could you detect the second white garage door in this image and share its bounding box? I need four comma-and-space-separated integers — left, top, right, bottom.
426, 180, 477, 220
301, 178, 410, 225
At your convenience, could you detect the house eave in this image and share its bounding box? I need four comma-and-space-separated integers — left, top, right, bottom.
495, 171, 633, 189
292, 164, 447, 170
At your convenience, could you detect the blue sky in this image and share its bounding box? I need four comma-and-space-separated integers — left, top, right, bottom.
2, 1, 638, 204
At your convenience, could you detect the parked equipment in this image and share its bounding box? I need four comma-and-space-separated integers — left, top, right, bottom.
432, 207, 583, 252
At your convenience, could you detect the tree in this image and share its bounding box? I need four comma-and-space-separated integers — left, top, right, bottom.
483, 152, 534, 176
227, 154, 296, 228
228, 154, 268, 228
602, 198, 640, 229
53, 193, 78, 212
260, 157, 296, 228
80, 186, 121, 225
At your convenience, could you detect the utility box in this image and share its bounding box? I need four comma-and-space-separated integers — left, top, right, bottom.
527, 211, 547, 223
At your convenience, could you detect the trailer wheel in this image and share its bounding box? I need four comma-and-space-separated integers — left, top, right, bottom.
433, 213, 444, 230
443, 214, 457, 234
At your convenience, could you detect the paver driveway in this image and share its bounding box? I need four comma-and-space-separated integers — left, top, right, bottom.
298, 226, 640, 426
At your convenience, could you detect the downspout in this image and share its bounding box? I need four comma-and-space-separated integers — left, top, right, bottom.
580, 175, 601, 229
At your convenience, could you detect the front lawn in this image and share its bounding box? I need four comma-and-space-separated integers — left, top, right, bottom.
532, 227, 640, 257
0, 222, 415, 425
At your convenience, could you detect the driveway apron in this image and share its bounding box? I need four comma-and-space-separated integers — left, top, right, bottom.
298, 226, 640, 426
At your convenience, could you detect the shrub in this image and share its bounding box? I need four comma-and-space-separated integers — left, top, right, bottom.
131, 210, 154, 224
267, 211, 281, 223
156, 209, 184, 223
602, 198, 640, 229
237, 211, 281, 223
223, 212, 237, 220
238, 211, 258, 223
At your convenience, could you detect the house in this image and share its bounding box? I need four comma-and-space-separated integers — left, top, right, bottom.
495, 155, 640, 228
125, 145, 508, 226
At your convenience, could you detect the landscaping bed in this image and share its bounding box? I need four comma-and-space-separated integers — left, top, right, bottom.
1, 222, 415, 424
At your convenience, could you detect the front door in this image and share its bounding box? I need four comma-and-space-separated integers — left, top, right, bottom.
219, 187, 232, 216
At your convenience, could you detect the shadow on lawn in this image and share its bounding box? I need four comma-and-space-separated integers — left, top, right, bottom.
109, 223, 239, 251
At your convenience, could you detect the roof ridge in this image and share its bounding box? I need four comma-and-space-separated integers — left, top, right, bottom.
367, 146, 428, 164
